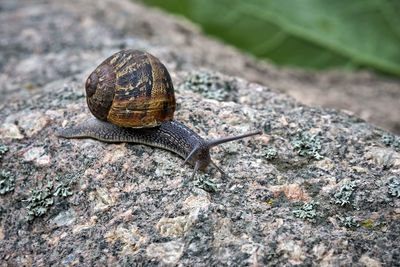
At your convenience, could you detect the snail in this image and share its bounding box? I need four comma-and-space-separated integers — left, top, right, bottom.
56, 50, 261, 178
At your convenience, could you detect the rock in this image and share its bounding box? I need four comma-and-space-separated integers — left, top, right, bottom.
105, 223, 147, 256
0, 0, 399, 266
156, 193, 210, 238
17, 111, 49, 138
0, 123, 23, 139
51, 208, 77, 227
146, 240, 185, 264
23, 147, 50, 166
269, 183, 311, 202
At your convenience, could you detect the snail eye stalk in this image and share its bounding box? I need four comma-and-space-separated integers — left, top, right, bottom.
205, 131, 262, 148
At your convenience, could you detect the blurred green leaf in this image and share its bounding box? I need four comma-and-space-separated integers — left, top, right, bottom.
138, 0, 400, 76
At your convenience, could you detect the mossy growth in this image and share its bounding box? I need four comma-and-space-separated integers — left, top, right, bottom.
333, 181, 356, 206
0, 142, 8, 160
193, 174, 219, 193
293, 200, 319, 223
292, 130, 323, 160
387, 176, 400, 198
0, 170, 15, 195
361, 219, 384, 231
180, 71, 234, 101
23, 181, 54, 222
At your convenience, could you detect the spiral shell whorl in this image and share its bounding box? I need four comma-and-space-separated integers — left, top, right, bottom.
85, 50, 176, 128
86, 64, 116, 121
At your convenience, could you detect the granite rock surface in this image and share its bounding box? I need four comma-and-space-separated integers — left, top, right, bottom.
0, 0, 399, 266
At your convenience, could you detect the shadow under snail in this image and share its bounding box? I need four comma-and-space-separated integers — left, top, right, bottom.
56, 49, 261, 178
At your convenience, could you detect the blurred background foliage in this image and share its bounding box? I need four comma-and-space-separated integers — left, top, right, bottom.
137, 0, 400, 77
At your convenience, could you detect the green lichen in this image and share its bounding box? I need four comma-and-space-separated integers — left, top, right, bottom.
23, 181, 54, 222
0, 170, 15, 195
387, 176, 400, 198
54, 180, 74, 197
180, 71, 233, 101
293, 200, 319, 223
292, 130, 323, 160
22, 172, 78, 222
193, 174, 219, 193
263, 148, 278, 160
0, 142, 8, 160
381, 133, 400, 150
54, 173, 77, 198
339, 216, 359, 228
334, 181, 356, 206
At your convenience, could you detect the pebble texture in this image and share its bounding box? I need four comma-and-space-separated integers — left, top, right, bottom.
0, 0, 399, 266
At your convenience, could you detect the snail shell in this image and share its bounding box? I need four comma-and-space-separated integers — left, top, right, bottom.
85, 50, 176, 128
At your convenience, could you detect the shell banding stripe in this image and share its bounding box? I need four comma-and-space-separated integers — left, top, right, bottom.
106, 50, 176, 128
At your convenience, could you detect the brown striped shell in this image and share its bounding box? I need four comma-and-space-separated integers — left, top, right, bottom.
85, 50, 176, 128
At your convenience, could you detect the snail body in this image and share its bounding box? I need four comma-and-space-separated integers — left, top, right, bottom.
56, 50, 261, 178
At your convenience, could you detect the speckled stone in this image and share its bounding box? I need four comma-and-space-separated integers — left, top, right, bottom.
0, 0, 399, 266
0, 123, 23, 139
